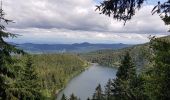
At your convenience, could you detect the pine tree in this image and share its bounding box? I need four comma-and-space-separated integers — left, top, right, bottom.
146, 37, 170, 100
92, 84, 104, 100
10, 55, 42, 99
95, 0, 170, 26
116, 52, 136, 80
69, 93, 78, 100
104, 79, 113, 100
61, 94, 67, 100
112, 52, 137, 100
19, 55, 42, 99
0, 1, 24, 99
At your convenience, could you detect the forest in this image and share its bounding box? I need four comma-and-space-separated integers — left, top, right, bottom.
62, 35, 170, 100
1, 0, 170, 100
13, 54, 88, 99
80, 42, 150, 69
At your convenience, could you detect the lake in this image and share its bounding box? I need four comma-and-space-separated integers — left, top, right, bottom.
57, 64, 117, 100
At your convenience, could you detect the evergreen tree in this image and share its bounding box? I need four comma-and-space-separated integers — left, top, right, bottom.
10, 55, 42, 100
69, 93, 78, 100
112, 52, 137, 100
61, 94, 67, 100
116, 52, 136, 80
95, 0, 170, 26
19, 55, 42, 99
104, 79, 113, 100
92, 84, 104, 100
0, 1, 24, 99
145, 37, 170, 100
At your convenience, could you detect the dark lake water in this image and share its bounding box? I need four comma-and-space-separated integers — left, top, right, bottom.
57, 64, 117, 100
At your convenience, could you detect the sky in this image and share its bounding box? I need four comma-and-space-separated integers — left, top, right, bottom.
3, 0, 170, 44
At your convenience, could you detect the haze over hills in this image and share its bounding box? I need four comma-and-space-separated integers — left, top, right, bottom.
13, 42, 132, 53
80, 35, 170, 70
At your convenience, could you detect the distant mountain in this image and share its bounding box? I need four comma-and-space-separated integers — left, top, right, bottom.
80, 35, 170, 70
80, 43, 149, 70
13, 42, 132, 53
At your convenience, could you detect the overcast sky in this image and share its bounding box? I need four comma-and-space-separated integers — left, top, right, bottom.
3, 0, 169, 44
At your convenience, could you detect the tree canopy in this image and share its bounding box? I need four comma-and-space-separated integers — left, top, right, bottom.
0, 1, 24, 99
96, 0, 170, 25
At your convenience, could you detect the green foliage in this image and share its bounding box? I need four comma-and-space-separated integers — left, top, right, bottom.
96, 0, 170, 26
95, 0, 144, 22
89, 51, 148, 100
92, 84, 104, 100
104, 79, 113, 100
69, 93, 78, 100
152, 1, 170, 26
116, 52, 136, 80
88, 36, 170, 100
19, 55, 42, 99
4, 55, 43, 100
0, 2, 24, 99
111, 52, 140, 100
61, 94, 67, 100
81, 43, 150, 71
143, 37, 170, 100
15, 54, 88, 98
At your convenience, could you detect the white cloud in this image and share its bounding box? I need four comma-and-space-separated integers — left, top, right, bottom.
2, 0, 170, 44
6, 28, 166, 44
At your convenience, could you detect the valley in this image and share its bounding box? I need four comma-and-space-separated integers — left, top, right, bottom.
1, 0, 170, 99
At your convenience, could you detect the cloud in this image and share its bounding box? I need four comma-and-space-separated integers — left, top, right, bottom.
6, 28, 166, 44
2, 0, 170, 43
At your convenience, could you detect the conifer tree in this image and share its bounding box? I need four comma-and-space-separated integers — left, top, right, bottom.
96, 0, 170, 26
61, 94, 67, 100
69, 93, 78, 100
0, 1, 24, 99
104, 79, 113, 100
112, 52, 137, 100
19, 55, 42, 99
146, 37, 170, 99
92, 84, 104, 100
116, 52, 136, 80
10, 55, 42, 99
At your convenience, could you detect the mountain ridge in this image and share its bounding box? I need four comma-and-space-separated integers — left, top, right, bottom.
11, 42, 132, 53
80, 35, 170, 69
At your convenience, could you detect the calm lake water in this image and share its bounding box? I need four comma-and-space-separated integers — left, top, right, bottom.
57, 64, 117, 100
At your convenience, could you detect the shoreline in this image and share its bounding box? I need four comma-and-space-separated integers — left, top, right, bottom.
55, 62, 92, 98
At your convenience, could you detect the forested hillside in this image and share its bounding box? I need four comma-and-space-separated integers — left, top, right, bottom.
80, 44, 150, 69
81, 36, 170, 69
86, 36, 170, 100
14, 42, 131, 53
14, 54, 88, 98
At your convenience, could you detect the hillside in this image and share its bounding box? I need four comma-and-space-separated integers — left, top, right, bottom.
14, 42, 131, 53
14, 54, 88, 98
80, 44, 150, 70
80, 36, 170, 69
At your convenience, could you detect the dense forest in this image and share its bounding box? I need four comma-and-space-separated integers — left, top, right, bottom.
63, 0, 170, 98
89, 35, 170, 100
1, 0, 170, 99
80, 43, 150, 69
63, 36, 170, 100
0, 3, 88, 99
80, 36, 170, 70
13, 54, 88, 99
